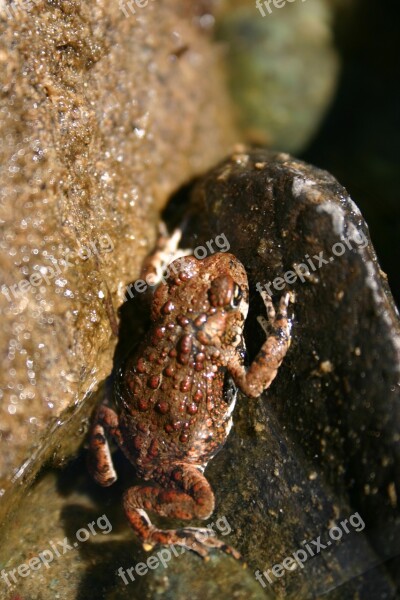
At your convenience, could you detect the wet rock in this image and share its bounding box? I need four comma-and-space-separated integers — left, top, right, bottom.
215, 0, 339, 153
1, 148, 399, 598
302, 0, 400, 305
0, 0, 236, 525
0, 461, 269, 600
180, 148, 400, 597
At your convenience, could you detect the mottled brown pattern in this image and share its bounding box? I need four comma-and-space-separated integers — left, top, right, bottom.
88, 252, 291, 557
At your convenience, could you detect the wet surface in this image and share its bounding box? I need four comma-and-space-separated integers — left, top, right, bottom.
1, 149, 399, 599
0, 0, 236, 526
0, 1, 398, 598
182, 148, 400, 597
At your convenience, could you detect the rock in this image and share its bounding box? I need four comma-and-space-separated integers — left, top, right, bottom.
1, 148, 399, 598
302, 0, 400, 306
0, 463, 269, 599
215, 0, 339, 153
181, 148, 400, 597
0, 0, 236, 525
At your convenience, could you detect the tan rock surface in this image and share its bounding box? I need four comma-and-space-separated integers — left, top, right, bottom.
0, 0, 235, 523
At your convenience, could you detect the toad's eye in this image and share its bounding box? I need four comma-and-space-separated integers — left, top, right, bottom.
232, 284, 242, 307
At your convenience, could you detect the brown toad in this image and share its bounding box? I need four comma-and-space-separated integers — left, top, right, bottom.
88, 251, 292, 558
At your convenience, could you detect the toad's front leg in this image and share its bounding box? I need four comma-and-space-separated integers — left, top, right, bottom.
140, 221, 192, 287
230, 292, 292, 398
123, 463, 240, 559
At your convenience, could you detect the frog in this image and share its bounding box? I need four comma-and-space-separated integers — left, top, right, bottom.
87, 247, 292, 559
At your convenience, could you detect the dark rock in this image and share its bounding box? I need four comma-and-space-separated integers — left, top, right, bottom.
180, 147, 400, 598
2, 148, 399, 599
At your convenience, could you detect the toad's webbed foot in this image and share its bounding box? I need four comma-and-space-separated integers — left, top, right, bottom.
123, 463, 241, 559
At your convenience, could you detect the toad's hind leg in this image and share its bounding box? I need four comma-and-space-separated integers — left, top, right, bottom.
87, 404, 123, 487
123, 463, 240, 559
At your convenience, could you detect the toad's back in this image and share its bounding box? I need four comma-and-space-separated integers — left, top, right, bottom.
114, 253, 249, 478
115, 319, 238, 477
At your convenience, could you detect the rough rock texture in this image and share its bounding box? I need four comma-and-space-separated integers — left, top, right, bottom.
181, 148, 400, 597
0, 464, 268, 600
2, 149, 399, 599
215, 0, 339, 153
0, 0, 236, 524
